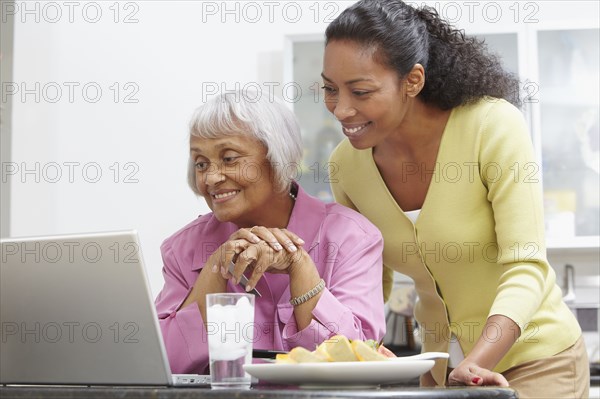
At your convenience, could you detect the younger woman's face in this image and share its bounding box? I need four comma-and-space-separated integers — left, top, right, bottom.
322, 40, 411, 149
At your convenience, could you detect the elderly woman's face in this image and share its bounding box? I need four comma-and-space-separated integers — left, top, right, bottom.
190, 133, 276, 227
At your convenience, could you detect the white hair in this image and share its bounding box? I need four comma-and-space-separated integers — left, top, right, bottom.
187, 91, 303, 194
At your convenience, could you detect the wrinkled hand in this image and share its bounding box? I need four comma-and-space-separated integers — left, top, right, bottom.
210, 227, 304, 271
233, 226, 305, 253
204, 234, 251, 279
448, 361, 509, 387
227, 241, 306, 291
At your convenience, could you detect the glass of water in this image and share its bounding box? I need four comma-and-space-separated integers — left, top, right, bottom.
206, 293, 255, 389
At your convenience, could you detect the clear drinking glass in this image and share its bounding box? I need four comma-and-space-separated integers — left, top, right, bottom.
206, 293, 255, 389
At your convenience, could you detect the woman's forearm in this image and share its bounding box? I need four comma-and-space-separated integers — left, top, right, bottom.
465, 314, 521, 370
288, 249, 322, 330
181, 264, 227, 327
447, 314, 517, 386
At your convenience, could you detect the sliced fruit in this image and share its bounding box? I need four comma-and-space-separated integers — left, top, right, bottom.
323, 335, 358, 362
351, 339, 388, 361
314, 341, 333, 361
287, 346, 327, 363
275, 353, 296, 363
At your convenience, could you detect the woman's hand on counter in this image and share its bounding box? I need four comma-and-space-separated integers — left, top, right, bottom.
448, 362, 509, 387
447, 314, 518, 387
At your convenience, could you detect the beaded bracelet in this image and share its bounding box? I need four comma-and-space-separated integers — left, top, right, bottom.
289, 279, 325, 306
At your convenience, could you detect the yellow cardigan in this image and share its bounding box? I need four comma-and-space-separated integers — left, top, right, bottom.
329, 98, 581, 385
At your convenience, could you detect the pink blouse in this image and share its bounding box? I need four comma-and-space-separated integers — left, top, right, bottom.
155, 185, 386, 374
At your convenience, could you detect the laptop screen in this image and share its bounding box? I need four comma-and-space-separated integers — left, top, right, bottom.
0, 231, 174, 385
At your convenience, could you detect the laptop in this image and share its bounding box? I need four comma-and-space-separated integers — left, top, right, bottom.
0, 230, 209, 386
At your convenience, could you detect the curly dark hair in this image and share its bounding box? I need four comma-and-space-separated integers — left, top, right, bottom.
325, 0, 521, 109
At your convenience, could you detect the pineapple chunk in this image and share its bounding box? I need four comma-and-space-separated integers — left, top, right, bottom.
351, 339, 388, 361
314, 341, 333, 362
288, 346, 328, 363
275, 353, 296, 363
323, 335, 358, 362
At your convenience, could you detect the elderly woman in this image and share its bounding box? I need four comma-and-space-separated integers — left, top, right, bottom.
154, 91, 386, 374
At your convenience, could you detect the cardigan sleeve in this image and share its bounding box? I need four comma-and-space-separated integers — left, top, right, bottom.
155, 241, 210, 374
479, 100, 552, 331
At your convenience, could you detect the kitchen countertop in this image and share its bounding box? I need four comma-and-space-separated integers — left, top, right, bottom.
0, 384, 518, 399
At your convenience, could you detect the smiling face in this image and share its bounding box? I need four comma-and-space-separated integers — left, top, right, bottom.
190, 133, 278, 227
322, 40, 412, 149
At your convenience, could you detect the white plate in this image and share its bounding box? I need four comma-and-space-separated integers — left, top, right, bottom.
244, 359, 434, 387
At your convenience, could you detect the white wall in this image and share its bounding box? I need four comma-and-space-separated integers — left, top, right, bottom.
4, 1, 599, 300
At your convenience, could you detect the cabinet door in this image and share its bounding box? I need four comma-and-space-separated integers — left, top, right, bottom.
291, 40, 343, 202
537, 29, 599, 237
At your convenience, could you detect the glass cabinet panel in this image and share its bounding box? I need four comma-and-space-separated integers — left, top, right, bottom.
292, 40, 343, 203
538, 29, 599, 237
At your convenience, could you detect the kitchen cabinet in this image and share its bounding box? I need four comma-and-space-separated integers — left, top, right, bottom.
535, 28, 599, 242
284, 1, 599, 249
